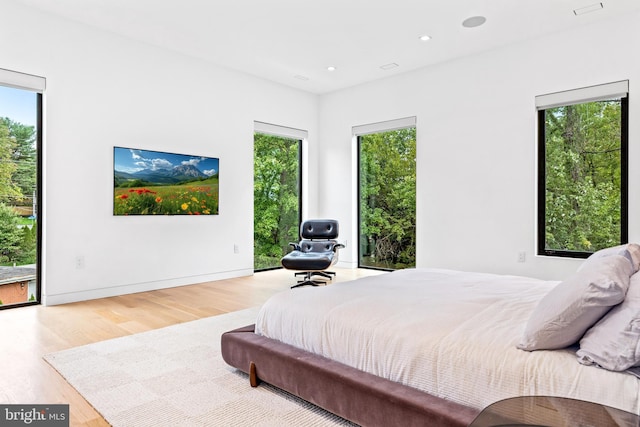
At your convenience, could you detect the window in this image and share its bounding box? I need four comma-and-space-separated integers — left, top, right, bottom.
0, 68, 43, 309
537, 81, 628, 258
253, 122, 304, 271
356, 117, 416, 270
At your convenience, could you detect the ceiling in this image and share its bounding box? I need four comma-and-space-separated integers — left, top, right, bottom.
12, 0, 640, 94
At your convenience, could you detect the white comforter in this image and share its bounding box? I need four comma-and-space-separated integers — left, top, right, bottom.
255, 268, 640, 413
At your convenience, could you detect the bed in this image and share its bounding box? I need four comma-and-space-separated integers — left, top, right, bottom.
221, 250, 640, 426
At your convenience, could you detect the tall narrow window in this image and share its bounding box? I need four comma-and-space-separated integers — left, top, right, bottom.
537, 81, 628, 258
356, 118, 416, 270
0, 69, 43, 308
253, 122, 303, 271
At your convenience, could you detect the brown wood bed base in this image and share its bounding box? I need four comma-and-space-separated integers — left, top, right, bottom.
221, 324, 481, 427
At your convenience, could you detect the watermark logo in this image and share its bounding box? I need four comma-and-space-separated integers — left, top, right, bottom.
0, 405, 68, 426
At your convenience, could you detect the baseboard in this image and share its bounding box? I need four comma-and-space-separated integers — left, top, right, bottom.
335, 260, 358, 269
42, 268, 254, 306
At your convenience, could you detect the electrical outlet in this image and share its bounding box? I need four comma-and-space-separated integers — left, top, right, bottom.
517, 251, 526, 263
233, 244, 239, 254
75, 255, 85, 269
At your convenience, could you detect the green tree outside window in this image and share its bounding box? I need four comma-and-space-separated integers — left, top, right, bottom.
541, 99, 625, 255
0, 117, 38, 266
253, 133, 301, 270
359, 127, 416, 269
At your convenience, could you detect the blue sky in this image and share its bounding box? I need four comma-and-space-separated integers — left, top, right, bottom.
114, 147, 219, 176
0, 85, 38, 126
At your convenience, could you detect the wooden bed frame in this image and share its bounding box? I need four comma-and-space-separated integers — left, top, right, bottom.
221, 324, 481, 427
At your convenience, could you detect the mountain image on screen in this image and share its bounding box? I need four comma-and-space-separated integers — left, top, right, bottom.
115, 164, 208, 185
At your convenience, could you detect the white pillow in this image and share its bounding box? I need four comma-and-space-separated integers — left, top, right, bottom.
577, 272, 640, 371
518, 254, 633, 351
578, 243, 640, 274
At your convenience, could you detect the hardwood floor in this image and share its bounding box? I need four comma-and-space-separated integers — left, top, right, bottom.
0, 267, 384, 426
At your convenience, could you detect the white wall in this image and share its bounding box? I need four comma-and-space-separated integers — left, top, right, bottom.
4, 3, 638, 305
2, 1, 319, 304
320, 11, 640, 280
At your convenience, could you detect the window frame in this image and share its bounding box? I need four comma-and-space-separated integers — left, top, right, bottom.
355, 120, 417, 271
536, 91, 628, 259
0, 79, 43, 309
252, 122, 305, 272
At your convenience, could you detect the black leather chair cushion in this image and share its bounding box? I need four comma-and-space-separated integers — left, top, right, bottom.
281, 250, 333, 271
299, 241, 338, 253
300, 219, 339, 240
282, 239, 340, 271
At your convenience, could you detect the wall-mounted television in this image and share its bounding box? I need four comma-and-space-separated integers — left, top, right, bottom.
113, 147, 219, 216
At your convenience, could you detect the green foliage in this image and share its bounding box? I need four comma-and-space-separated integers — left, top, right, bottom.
0, 119, 21, 204
0, 203, 25, 264
254, 254, 284, 271
116, 178, 154, 188
0, 114, 38, 269
4, 118, 37, 202
18, 222, 37, 264
360, 128, 416, 269
544, 100, 622, 252
253, 133, 300, 270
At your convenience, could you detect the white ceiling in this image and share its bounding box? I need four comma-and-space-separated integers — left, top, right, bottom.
12, 0, 640, 94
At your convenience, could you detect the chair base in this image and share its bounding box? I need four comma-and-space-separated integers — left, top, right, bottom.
291, 271, 336, 289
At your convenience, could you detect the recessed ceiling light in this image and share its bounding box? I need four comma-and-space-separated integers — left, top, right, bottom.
327, 66, 337, 72
462, 16, 486, 28
574, 2, 603, 15
380, 63, 399, 70
419, 35, 432, 42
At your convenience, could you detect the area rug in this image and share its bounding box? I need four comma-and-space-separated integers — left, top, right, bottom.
44, 307, 356, 426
